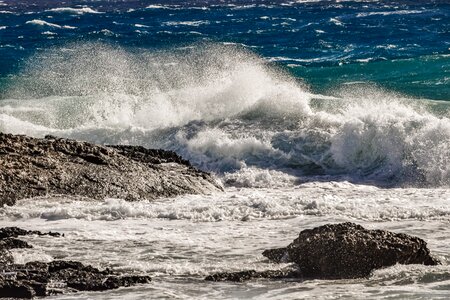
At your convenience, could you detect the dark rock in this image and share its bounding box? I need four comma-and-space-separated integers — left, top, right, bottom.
0, 227, 152, 298
0, 133, 222, 206
0, 238, 33, 250
263, 222, 440, 279
205, 223, 440, 283
205, 269, 301, 282
0, 278, 36, 299
0, 227, 61, 239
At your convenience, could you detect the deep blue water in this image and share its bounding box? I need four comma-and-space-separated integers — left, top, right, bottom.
0, 0, 449, 100
0, 0, 449, 186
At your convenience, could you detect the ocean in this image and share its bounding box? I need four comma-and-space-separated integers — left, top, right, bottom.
0, 0, 449, 298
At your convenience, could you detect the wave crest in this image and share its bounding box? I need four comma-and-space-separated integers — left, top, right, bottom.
1, 43, 449, 187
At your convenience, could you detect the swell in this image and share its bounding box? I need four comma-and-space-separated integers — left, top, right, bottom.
0, 43, 449, 187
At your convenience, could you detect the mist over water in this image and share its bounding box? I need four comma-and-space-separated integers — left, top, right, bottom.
1, 2, 450, 299
0, 43, 449, 187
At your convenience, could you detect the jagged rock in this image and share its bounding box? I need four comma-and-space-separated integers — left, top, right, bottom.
206, 223, 440, 282
0, 133, 222, 206
0, 227, 58, 268
263, 222, 440, 279
0, 227, 151, 298
205, 269, 301, 282
0, 227, 61, 239
0, 238, 32, 250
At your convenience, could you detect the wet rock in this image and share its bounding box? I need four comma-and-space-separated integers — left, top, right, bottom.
0, 133, 222, 206
205, 269, 300, 282
0, 238, 32, 250
263, 222, 440, 279
206, 223, 440, 282
0, 227, 57, 267
0, 279, 36, 299
0, 227, 61, 239
0, 227, 151, 298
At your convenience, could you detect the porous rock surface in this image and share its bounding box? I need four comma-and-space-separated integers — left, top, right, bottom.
0, 132, 222, 206
264, 222, 440, 279
207, 222, 440, 282
0, 227, 151, 298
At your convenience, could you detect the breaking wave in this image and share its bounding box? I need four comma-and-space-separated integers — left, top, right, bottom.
0, 43, 449, 187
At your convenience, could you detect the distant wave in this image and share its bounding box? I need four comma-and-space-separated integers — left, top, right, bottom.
46, 7, 102, 14
25, 19, 76, 29
146, 4, 179, 9
163, 21, 210, 27
356, 10, 424, 18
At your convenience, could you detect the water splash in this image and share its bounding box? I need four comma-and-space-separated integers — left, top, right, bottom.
0, 43, 449, 186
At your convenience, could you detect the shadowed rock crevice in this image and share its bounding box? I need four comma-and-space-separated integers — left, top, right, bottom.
0, 133, 222, 206
206, 223, 440, 282
0, 227, 151, 299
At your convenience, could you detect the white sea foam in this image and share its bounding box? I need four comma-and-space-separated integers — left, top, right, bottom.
356, 10, 424, 18
25, 19, 76, 29
0, 43, 449, 186
46, 7, 102, 14
1, 183, 449, 222
146, 4, 179, 9
134, 24, 149, 28
163, 20, 210, 27
329, 17, 344, 26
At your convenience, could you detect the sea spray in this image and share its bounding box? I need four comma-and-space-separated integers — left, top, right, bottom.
0, 43, 449, 186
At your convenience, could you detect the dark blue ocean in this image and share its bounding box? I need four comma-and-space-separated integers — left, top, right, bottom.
0, 0, 449, 185
1, 0, 449, 99
1, 2, 450, 299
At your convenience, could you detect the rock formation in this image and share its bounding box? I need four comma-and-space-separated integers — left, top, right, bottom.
206, 222, 440, 282
0, 227, 151, 298
0, 133, 222, 206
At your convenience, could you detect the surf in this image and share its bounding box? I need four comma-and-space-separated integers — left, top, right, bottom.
0, 43, 449, 187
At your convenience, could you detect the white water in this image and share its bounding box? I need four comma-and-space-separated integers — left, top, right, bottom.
1, 184, 449, 299
0, 43, 449, 299
0, 43, 449, 186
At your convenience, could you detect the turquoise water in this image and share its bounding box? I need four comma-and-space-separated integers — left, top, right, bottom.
0, 0, 449, 185
1, 2, 450, 299
0, 0, 449, 99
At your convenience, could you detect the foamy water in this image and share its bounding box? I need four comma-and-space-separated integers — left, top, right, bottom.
1, 1, 449, 297
1, 44, 449, 187
1, 183, 449, 299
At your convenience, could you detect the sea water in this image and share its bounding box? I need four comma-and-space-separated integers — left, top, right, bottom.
0, 0, 449, 299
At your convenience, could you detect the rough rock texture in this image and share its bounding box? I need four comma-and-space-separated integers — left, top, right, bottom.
206, 222, 440, 282
263, 222, 440, 279
205, 269, 301, 282
0, 133, 222, 206
0, 227, 151, 298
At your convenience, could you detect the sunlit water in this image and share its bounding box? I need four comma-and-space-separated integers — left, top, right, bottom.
0, 0, 449, 299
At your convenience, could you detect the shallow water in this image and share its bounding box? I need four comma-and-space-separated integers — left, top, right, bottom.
1, 183, 450, 299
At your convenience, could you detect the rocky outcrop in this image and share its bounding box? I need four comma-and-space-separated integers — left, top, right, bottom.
0, 133, 222, 206
206, 222, 440, 282
0, 227, 151, 298
263, 222, 440, 279
205, 269, 300, 282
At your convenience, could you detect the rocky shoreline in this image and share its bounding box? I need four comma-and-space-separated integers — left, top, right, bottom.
0, 133, 222, 206
206, 223, 440, 282
0, 133, 443, 298
0, 227, 151, 298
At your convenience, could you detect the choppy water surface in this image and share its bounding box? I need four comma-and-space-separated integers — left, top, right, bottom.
0, 0, 449, 299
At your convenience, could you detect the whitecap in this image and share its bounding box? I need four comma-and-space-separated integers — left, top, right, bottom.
356, 10, 424, 18
25, 19, 76, 29
46, 7, 102, 14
